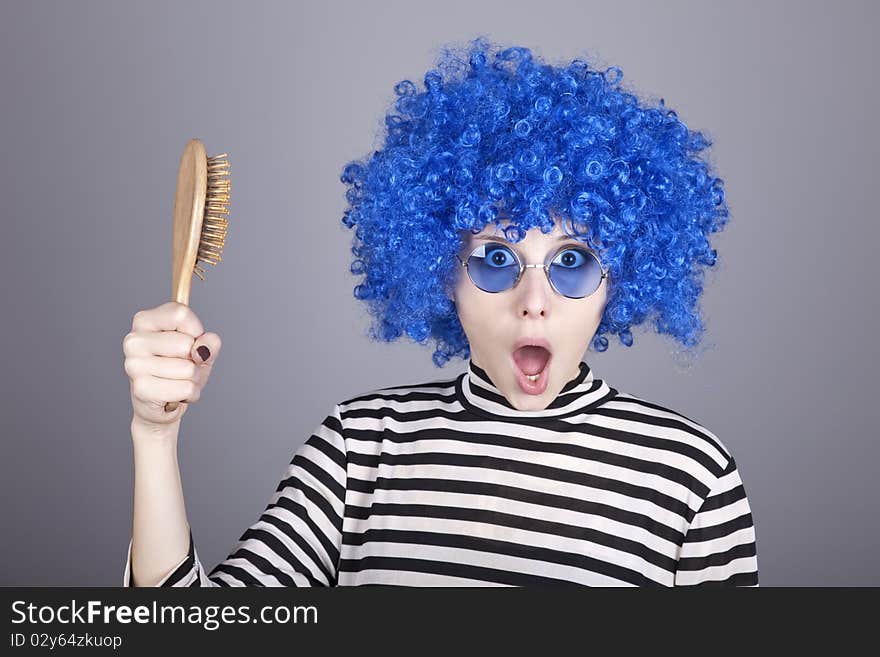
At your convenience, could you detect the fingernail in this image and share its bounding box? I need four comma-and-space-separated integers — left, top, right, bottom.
197, 346, 211, 362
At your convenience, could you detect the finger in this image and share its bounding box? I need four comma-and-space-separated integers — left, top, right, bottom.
190, 360, 214, 391
124, 331, 197, 359
191, 331, 222, 365
131, 376, 201, 405
131, 302, 205, 339
130, 380, 186, 425
126, 356, 197, 382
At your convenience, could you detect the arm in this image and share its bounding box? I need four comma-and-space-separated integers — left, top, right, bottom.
124, 405, 348, 586
674, 457, 759, 586
128, 419, 191, 587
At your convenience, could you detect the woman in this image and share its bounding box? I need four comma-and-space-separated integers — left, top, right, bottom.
123, 38, 758, 586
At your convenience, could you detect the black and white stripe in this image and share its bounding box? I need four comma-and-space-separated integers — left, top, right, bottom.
123, 358, 758, 586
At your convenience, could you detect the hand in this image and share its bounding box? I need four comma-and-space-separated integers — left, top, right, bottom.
123, 301, 222, 431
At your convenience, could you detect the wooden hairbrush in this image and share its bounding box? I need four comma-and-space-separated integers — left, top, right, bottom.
164, 138, 230, 413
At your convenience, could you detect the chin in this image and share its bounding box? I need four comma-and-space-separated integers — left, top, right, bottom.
509, 384, 555, 411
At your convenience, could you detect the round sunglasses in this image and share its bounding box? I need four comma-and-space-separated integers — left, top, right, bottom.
456, 241, 607, 299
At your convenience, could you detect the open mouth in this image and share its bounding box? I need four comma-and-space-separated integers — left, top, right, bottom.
511, 344, 552, 395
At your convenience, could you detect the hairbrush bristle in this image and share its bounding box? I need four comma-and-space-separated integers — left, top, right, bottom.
194, 153, 230, 281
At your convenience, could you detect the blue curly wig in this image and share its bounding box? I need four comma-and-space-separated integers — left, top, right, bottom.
340, 37, 729, 368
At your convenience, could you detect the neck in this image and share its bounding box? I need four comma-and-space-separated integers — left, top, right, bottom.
456, 356, 614, 420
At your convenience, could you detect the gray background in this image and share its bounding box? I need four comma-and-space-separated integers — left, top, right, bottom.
1, 0, 877, 586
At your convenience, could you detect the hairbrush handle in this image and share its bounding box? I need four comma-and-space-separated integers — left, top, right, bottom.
164, 138, 230, 413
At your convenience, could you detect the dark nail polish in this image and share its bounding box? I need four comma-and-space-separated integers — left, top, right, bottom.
197, 346, 211, 362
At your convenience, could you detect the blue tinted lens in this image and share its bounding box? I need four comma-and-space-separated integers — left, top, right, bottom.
466, 244, 520, 292
549, 248, 603, 298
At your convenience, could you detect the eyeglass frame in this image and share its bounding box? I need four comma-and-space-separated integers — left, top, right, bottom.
455, 240, 608, 299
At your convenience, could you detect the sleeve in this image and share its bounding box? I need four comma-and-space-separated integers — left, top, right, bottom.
674, 457, 759, 587
123, 404, 348, 587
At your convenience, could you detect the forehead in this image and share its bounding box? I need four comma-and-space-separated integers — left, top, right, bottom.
467, 218, 581, 245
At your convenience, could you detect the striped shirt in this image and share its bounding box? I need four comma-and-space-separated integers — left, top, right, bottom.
124, 358, 759, 587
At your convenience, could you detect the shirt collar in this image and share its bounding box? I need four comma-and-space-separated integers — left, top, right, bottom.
455, 357, 614, 420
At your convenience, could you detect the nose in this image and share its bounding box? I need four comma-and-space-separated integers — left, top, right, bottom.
516, 265, 552, 318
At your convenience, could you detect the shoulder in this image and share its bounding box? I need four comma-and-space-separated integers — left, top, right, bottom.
595, 387, 736, 479
335, 371, 462, 414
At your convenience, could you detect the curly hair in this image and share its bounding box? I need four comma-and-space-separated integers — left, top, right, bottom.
340, 37, 729, 367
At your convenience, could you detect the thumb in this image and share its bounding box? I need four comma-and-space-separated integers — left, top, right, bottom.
191, 332, 222, 365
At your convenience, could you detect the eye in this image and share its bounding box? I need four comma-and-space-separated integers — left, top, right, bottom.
483, 245, 517, 268
552, 248, 589, 268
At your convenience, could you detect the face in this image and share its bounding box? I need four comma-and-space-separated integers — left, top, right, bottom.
451, 218, 609, 411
